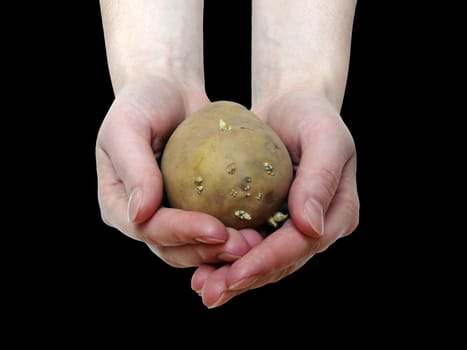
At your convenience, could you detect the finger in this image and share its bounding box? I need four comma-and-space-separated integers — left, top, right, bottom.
225, 220, 321, 291
196, 221, 313, 308
189, 228, 264, 290
190, 227, 264, 279
196, 265, 241, 309
194, 221, 321, 308
196, 201, 359, 308
136, 207, 228, 245
191, 264, 217, 294
288, 118, 356, 238
238, 228, 264, 249
144, 226, 261, 268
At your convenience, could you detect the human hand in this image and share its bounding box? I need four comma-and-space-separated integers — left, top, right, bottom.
96, 76, 262, 267
191, 90, 359, 308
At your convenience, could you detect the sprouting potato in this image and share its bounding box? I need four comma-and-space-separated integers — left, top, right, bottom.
161, 100, 293, 229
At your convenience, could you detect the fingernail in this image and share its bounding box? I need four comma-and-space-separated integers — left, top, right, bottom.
128, 187, 143, 223
304, 198, 325, 236
207, 292, 229, 309
195, 236, 226, 244
228, 276, 258, 291
217, 252, 242, 262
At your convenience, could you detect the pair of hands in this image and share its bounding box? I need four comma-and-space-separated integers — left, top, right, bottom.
96, 75, 359, 308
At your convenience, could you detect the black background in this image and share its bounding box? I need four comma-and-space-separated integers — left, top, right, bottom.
5, 0, 460, 345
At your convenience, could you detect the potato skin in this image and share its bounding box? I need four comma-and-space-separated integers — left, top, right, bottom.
161, 100, 293, 229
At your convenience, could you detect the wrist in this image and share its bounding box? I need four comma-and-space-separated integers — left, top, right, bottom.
251, 86, 334, 121
101, 0, 205, 94
251, 0, 356, 111
109, 60, 205, 99
251, 41, 350, 112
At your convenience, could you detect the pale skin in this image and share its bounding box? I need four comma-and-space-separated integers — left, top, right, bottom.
96, 0, 359, 308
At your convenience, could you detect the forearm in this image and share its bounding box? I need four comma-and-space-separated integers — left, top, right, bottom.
100, 0, 205, 93
252, 0, 357, 110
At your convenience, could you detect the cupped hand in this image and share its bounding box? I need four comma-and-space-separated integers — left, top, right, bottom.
191, 90, 360, 308
95, 76, 262, 267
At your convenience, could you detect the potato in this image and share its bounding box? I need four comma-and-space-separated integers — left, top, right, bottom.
161, 100, 293, 229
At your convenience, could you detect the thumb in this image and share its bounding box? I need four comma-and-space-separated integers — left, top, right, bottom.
99, 94, 184, 224
288, 120, 355, 238
119, 133, 162, 224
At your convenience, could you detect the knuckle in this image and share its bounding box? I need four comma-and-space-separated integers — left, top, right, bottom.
99, 210, 113, 227
340, 192, 360, 237
147, 244, 196, 268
